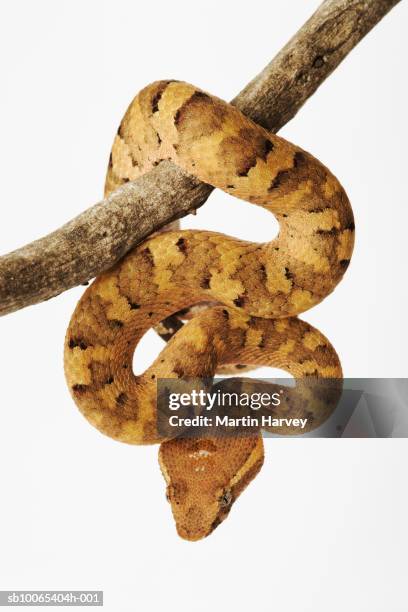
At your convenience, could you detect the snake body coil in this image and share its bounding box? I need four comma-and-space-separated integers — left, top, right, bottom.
65, 81, 354, 540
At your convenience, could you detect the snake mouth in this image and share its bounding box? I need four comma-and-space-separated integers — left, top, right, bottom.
177, 525, 209, 542
176, 509, 232, 542
174, 493, 235, 541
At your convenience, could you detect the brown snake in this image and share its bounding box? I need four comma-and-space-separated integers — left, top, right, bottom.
64, 81, 354, 540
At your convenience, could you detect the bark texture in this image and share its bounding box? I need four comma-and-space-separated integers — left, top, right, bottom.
0, 0, 401, 316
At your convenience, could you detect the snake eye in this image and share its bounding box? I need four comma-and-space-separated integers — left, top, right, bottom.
219, 490, 232, 508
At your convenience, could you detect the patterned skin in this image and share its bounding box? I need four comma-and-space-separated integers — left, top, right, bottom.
65, 82, 353, 540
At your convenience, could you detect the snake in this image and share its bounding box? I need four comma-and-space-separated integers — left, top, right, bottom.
64, 81, 354, 540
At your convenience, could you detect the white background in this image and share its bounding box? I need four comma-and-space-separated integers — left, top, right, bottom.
0, 1, 407, 610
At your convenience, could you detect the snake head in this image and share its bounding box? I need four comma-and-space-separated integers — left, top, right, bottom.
159, 436, 264, 541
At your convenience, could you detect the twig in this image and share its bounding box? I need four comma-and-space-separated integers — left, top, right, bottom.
0, 0, 401, 316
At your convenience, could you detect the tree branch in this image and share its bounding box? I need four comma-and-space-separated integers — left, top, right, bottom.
0, 0, 401, 316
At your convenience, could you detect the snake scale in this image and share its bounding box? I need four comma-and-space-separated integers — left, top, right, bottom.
64, 81, 354, 540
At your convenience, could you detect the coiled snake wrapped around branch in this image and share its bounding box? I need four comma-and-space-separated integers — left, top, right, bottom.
64, 81, 354, 540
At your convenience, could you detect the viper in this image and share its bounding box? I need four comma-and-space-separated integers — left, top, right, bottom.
64, 81, 354, 540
